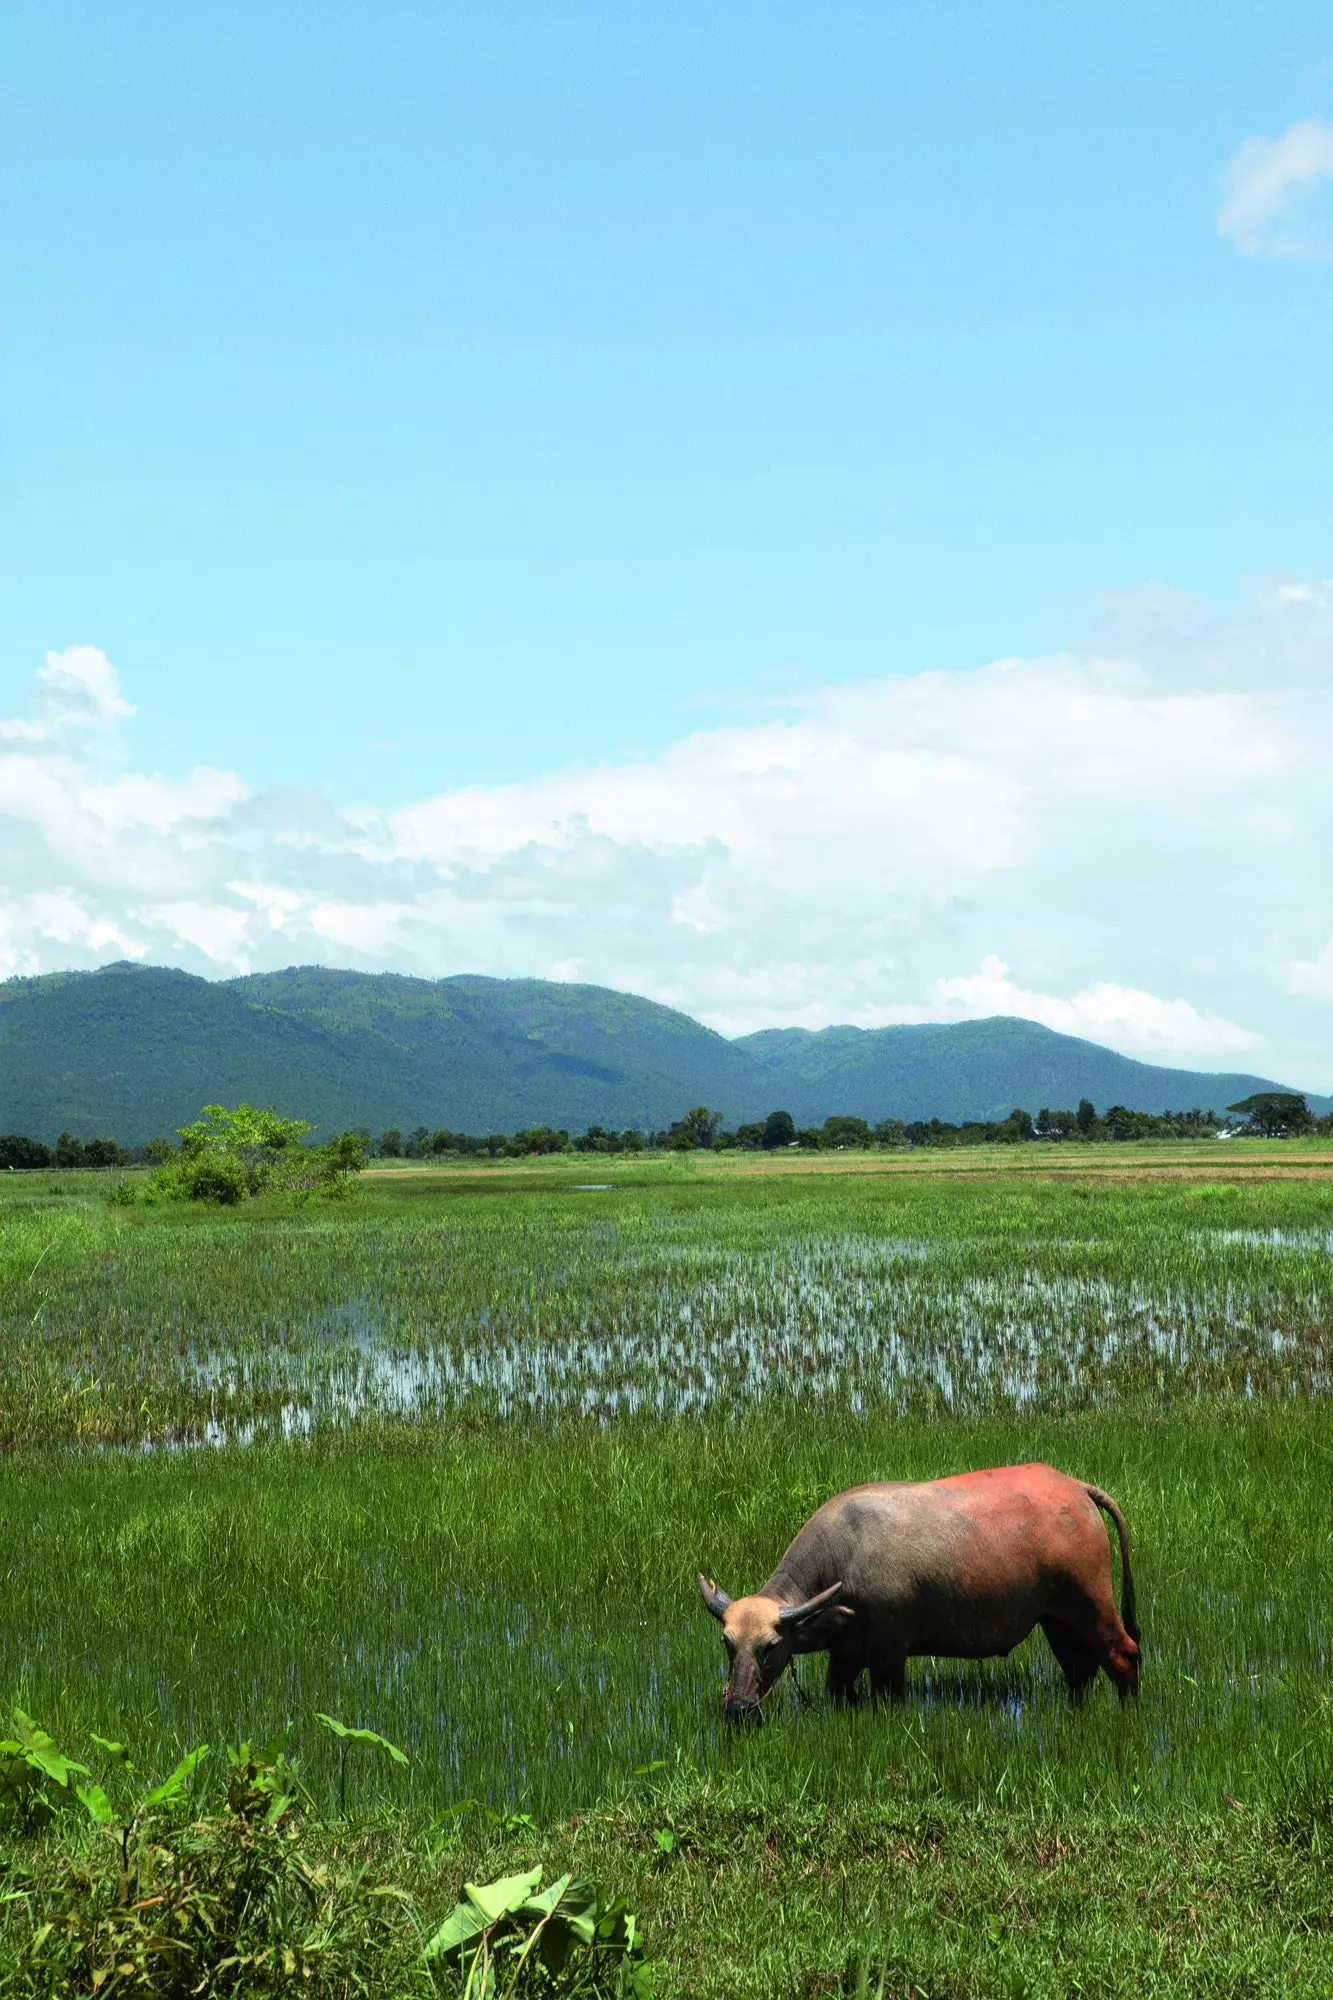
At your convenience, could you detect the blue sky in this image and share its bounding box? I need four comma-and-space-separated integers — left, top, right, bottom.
3, 3, 1333, 1084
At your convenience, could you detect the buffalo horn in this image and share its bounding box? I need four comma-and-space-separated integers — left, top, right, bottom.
697, 1574, 733, 1621
778, 1581, 844, 1630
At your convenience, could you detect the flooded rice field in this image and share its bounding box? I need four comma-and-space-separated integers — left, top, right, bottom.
3, 1165, 1331, 1819
4, 1190, 1333, 1447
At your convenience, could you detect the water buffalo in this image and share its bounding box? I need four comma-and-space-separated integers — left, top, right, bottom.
698, 1463, 1139, 1721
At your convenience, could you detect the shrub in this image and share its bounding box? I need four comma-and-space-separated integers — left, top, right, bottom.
178, 1153, 250, 1205
112, 1106, 369, 1207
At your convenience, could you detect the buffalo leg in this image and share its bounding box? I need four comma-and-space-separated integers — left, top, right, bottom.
826, 1649, 865, 1707
1040, 1616, 1100, 1702
868, 1653, 907, 1705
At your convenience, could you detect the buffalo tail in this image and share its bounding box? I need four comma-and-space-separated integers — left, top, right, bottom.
1084, 1485, 1140, 1644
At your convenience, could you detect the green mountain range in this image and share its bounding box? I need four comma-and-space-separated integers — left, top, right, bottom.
0, 961, 1322, 1145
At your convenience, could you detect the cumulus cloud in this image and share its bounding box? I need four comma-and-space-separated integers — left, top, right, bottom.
935, 956, 1260, 1054
0, 646, 138, 741
1219, 119, 1333, 258
3, 587, 1333, 1080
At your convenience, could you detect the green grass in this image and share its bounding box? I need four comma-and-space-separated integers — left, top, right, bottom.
2, 1157, 1332, 1992
2, 1409, 1331, 1822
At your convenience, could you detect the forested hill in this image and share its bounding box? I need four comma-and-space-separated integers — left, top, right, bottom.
0, 961, 1321, 1145
734, 1018, 1331, 1127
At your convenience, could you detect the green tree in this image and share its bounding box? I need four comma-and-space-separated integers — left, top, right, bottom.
83, 1137, 129, 1167
1105, 1105, 1153, 1140
513, 1127, 571, 1154
1077, 1098, 1097, 1134
762, 1110, 796, 1150
821, 1115, 871, 1148
378, 1128, 403, 1158
670, 1106, 721, 1150
179, 1103, 310, 1163
1226, 1093, 1314, 1137
139, 1103, 367, 1204
0, 1134, 53, 1169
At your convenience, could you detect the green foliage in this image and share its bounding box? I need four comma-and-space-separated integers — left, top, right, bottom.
668, 1107, 719, 1151
1227, 1092, 1315, 1137
122, 1102, 369, 1206
570, 1127, 644, 1155
6, 1742, 416, 1997
511, 1128, 572, 1156
316, 1714, 408, 1817
0, 1709, 92, 1831
819, 1115, 871, 1148
0, 1710, 650, 1999
0, 1133, 130, 1170
178, 1101, 311, 1163
422, 1864, 652, 1996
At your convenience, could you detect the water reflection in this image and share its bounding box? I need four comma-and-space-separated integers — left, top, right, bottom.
158, 1230, 1333, 1442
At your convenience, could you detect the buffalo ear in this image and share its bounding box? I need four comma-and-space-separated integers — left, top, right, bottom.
697, 1574, 732, 1622
788, 1604, 856, 1652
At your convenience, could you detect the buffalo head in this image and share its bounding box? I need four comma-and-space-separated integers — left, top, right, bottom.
696, 1573, 847, 1723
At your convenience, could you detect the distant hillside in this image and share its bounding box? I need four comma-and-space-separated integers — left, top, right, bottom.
734, 1018, 1322, 1124
0, 961, 1323, 1144
0, 963, 764, 1144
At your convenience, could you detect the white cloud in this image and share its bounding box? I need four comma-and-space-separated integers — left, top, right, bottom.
936, 956, 1261, 1055
1285, 940, 1333, 1000
228, 881, 302, 930
308, 902, 416, 954
3, 579, 1333, 1080
1219, 119, 1333, 258
150, 902, 253, 965
33, 645, 137, 733
83, 769, 249, 831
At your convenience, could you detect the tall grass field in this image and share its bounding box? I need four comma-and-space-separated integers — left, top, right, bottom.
2, 1150, 1331, 1994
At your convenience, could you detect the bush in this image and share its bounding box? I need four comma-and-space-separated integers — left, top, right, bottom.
178, 1153, 250, 1205
112, 1106, 369, 1207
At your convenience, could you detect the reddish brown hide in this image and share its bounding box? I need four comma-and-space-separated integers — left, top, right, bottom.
698, 1462, 1140, 1721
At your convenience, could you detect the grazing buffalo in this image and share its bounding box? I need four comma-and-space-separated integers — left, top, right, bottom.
698, 1463, 1139, 1721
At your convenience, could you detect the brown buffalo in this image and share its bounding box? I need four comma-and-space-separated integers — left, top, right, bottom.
698, 1462, 1140, 1721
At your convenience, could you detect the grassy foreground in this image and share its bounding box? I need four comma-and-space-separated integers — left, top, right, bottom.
2, 1155, 1332, 1992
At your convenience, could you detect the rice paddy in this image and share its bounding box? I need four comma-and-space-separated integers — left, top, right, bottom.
2, 1150, 1332, 1993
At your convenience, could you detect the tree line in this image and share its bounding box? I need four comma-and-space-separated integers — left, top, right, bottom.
366, 1092, 1325, 1157
2, 1090, 1321, 1173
